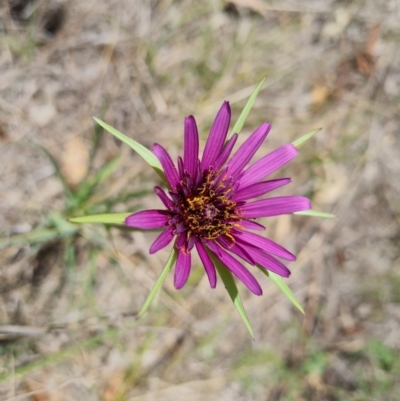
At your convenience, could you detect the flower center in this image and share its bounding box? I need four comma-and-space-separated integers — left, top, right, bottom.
174, 170, 240, 241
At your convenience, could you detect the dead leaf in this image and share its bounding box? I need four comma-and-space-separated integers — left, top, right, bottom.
226, 0, 269, 18
307, 371, 325, 392
61, 135, 89, 187
365, 22, 380, 56
355, 52, 375, 77
24, 378, 51, 401
326, 339, 365, 353
102, 371, 125, 401
0, 124, 6, 139
354, 23, 380, 77
128, 377, 226, 401
311, 84, 331, 107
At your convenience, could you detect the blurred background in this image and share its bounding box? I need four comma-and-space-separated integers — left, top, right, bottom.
1, 0, 400, 400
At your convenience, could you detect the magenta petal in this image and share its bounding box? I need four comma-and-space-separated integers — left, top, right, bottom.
177, 156, 184, 180
153, 143, 180, 189
176, 232, 186, 248
217, 236, 255, 265
187, 234, 196, 252
149, 226, 175, 254
174, 249, 191, 289
125, 210, 169, 229
240, 196, 311, 218
232, 178, 291, 202
154, 186, 174, 209
206, 241, 262, 296
239, 144, 298, 189
227, 122, 271, 176
214, 133, 238, 171
184, 116, 199, 177
201, 102, 231, 169
247, 246, 291, 277
232, 229, 296, 261
196, 240, 217, 288
240, 219, 265, 231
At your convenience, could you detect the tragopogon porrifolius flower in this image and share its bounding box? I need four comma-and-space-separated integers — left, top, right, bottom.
125, 101, 311, 295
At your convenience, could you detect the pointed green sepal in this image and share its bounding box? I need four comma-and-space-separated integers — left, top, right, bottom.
208, 252, 254, 338
294, 210, 335, 219
68, 213, 132, 225
92, 117, 166, 182
292, 128, 322, 148
137, 247, 178, 318
230, 77, 266, 138
258, 267, 304, 313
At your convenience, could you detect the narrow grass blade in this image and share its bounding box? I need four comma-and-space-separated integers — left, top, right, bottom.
68, 213, 131, 225
89, 118, 104, 166
31, 143, 75, 201
85, 249, 98, 299
0, 228, 76, 250
0, 325, 119, 383
48, 212, 77, 231
75, 156, 121, 202
108, 189, 153, 205
137, 247, 178, 318
92, 155, 121, 183
209, 252, 254, 338
64, 238, 76, 283
93, 117, 166, 181
258, 267, 304, 314
292, 128, 322, 148
294, 210, 335, 218
230, 77, 266, 138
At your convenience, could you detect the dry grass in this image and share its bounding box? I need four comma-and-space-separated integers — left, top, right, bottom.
1, 0, 400, 400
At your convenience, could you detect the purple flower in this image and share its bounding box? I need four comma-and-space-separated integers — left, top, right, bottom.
125, 102, 311, 295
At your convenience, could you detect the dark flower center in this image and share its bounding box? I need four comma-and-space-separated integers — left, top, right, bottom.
172, 169, 240, 241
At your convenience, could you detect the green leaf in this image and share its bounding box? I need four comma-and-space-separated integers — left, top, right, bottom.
258, 268, 304, 314
68, 213, 131, 225
294, 210, 335, 218
292, 128, 322, 148
137, 247, 178, 318
209, 251, 254, 338
92, 117, 166, 182
230, 77, 266, 137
